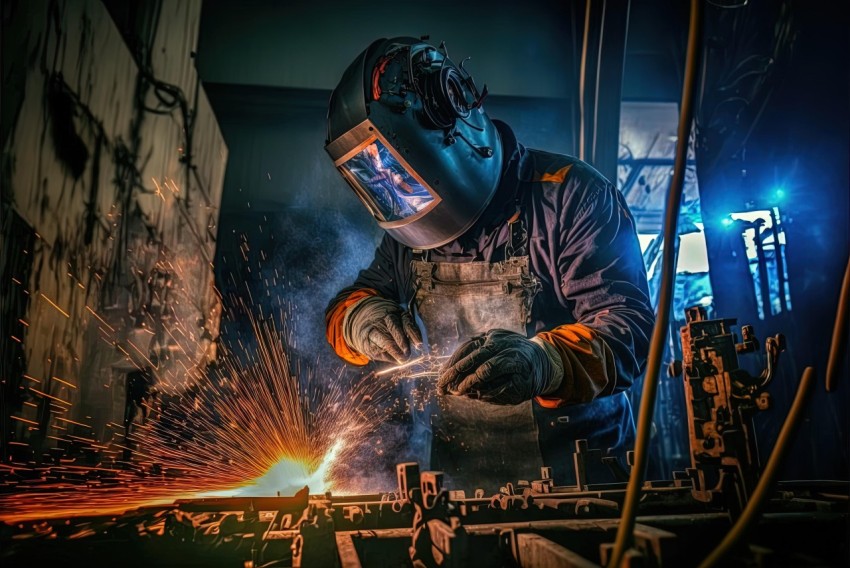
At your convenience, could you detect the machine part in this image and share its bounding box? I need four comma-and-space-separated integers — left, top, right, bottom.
425, 518, 469, 567
292, 500, 340, 568
599, 523, 679, 567
0, 302, 834, 568
336, 532, 362, 568
2, 465, 846, 567
697, 366, 816, 568
397, 462, 421, 502
531, 467, 555, 494
409, 469, 471, 566
516, 532, 598, 567
573, 439, 602, 491
670, 305, 786, 511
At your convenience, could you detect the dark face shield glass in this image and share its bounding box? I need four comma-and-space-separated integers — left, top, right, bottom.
329, 121, 441, 226
339, 137, 435, 222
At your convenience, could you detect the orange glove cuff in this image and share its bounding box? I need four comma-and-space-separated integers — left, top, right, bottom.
325, 289, 378, 366
534, 323, 602, 408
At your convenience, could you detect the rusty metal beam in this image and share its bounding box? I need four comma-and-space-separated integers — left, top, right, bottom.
466, 518, 618, 535
516, 533, 600, 568
344, 528, 414, 539
257, 513, 729, 542
634, 523, 678, 561
336, 532, 362, 568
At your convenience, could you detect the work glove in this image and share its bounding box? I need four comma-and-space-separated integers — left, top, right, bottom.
343, 296, 423, 364
437, 329, 564, 405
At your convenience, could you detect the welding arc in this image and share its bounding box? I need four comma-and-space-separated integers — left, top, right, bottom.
825, 254, 850, 392
606, 0, 703, 566
375, 356, 425, 376
698, 366, 816, 568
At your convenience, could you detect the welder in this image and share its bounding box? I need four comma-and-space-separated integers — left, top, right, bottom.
324, 37, 653, 490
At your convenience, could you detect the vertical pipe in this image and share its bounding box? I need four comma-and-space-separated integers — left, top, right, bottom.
591, 0, 606, 165
578, 0, 592, 162
577, 0, 630, 182
606, 0, 702, 565
826, 255, 850, 392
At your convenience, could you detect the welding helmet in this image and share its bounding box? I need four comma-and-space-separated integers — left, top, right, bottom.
325, 37, 503, 249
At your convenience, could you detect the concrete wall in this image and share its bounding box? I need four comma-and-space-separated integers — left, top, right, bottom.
1, 0, 227, 463
196, 0, 576, 98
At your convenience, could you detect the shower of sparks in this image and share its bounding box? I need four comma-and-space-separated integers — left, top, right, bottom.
0, 185, 449, 524
0, 300, 395, 523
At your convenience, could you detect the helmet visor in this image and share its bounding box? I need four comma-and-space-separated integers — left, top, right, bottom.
328, 120, 441, 226
338, 136, 435, 223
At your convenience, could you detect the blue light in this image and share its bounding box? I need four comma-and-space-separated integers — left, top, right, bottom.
773, 187, 786, 201
721, 217, 734, 228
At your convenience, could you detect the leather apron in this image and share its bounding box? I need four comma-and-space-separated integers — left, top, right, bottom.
411, 219, 544, 492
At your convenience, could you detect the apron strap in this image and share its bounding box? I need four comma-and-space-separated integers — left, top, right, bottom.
411, 248, 430, 262
505, 211, 528, 259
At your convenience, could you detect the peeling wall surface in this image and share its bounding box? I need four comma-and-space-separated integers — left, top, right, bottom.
1, 1, 227, 463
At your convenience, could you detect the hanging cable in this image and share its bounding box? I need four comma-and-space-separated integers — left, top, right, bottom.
826, 255, 850, 392
606, 0, 703, 565
697, 366, 815, 568
590, 0, 610, 166
578, 0, 592, 161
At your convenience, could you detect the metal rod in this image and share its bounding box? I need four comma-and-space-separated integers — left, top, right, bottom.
578, 0, 592, 161
826, 255, 850, 392
606, 0, 703, 564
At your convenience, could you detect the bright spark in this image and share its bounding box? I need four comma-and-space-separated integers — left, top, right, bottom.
201, 439, 345, 498
375, 356, 426, 376
0, 204, 405, 524
375, 354, 450, 380
0, 303, 392, 523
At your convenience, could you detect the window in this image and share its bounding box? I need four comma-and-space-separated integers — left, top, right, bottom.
619, 101, 713, 316
726, 208, 792, 319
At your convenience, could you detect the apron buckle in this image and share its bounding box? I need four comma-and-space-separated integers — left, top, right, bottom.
418, 277, 434, 291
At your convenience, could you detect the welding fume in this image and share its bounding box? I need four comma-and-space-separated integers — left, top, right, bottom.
2, 1, 848, 565
322, 36, 654, 492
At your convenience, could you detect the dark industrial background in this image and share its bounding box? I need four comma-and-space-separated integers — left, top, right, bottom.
197, 0, 849, 481
1, 0, 848, 555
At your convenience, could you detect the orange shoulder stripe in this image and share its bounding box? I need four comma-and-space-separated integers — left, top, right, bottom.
535, 164, 572, 184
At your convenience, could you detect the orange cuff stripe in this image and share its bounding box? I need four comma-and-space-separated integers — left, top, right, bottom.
534, 323, 598, 409
325, 289, 379, 366
538, 323, 596, 354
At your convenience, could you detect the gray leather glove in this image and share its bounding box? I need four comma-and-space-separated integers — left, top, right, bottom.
343, 296, 423, 364
437, 329, 563, 405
